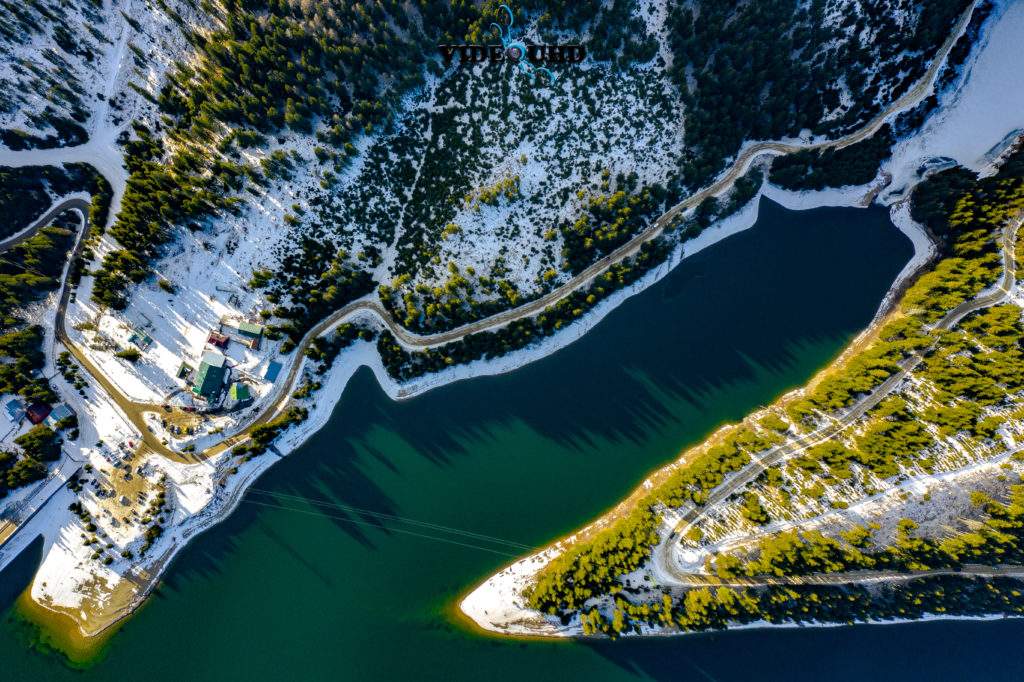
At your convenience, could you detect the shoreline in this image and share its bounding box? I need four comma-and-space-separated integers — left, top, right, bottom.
453, 573, 1024, 643
460, 0, 1024, 639
453, 174, 988, 641
9, 0, 1017, 654
215, 175, 936, 643
17, 175, 908, 654
490, 611, 1024, 643
452, 182, 979, 640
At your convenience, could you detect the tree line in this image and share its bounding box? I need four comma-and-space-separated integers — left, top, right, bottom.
523, 144, 1024, 627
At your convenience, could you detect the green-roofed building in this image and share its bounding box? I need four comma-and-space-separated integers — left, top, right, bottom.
229, 382, 251, 404
191, 351, 227, 400
129, 329, 153, 349
237, 322, 264, 338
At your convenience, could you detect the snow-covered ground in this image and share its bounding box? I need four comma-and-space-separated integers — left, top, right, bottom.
0, 0, 111, 138
423, 64, 686, 293
460, 0, 1024, 636
66, 223, 280, 407
0, 0, 201, 225
882, 0, 1024, 201
4, 0, 1024, 646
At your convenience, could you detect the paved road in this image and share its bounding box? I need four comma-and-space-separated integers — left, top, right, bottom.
0, 0, 981, 632
298, 1, 978, 351
47, 200, 187, 460
658, 564, 1024, 588
0, 197, 88, 251
16, 2, 978, 465
210, 2, 979, 454
653, 219, 1019, 586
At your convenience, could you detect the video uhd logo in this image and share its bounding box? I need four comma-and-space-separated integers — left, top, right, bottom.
438, 4, 585, 84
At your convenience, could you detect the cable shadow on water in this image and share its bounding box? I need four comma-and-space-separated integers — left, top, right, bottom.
159, 198, 913, 589
246, 488, 531, 551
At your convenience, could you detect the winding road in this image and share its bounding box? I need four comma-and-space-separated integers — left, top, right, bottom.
289, 0, 979, 350
0, 197, 89, 251
655, 563, 1024, 589
652, 217, 1020, 587
198, 0, 979, 458
0, 0, 991, 639
1, 1, 979, 486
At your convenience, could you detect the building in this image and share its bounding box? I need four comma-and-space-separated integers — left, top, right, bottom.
233, 321, 264, 350
26, 403, 52, 425
128, 329, 153, 349
4, 397, 25, 423
191, 351, 227, 400
237, 321, 264, 339
229, 382, 250, 401
45, 403, 76, 429
228, 382, 252, 406
262, 360, 283, 383
207, 331, 229, 349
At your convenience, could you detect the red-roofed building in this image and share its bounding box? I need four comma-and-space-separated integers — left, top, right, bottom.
26, 403, 52, 425
208, 331, 229, 349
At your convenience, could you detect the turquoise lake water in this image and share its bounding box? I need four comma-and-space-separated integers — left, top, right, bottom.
5, 198, 1022, 680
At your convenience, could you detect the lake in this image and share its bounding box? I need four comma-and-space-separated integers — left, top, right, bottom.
7, 197, 1020, 680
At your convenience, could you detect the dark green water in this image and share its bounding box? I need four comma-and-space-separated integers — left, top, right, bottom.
5, 198, 1024, 680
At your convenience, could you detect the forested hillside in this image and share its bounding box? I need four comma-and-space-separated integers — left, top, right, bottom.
521, 146, 1024, 638
666, 0, 971, 187
81, 0, 973, 343
0, 0, 976, 372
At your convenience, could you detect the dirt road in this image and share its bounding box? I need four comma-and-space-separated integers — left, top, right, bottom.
12, 2, 979, 465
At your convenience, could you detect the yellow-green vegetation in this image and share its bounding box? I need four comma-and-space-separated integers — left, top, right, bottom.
1016, 218, 1024, 270
378, 240, 674, 380
759, 413, 790, 433
529, 505, 659, 615
561, 188, 664, 274
855, 413, 935, 477
576, 572, 1024, 639
462, 175, 520, 211
523, 152, 1024, 625
784, 300, 1024, 484
526, 425, 773, 613
571, 482, 1024, 636
660, 427, 776, 507
785, 315, 930, 423
788, 171, 1024, 425
732, 485, 1024, 578
115, 348, 142, 363
441, 222, 462, 239
740, 492, 771, 525
743, 528, 876, 576
379, 261, 525, 332
901, 237, 1000, 322
263, 246, 374, 352
231, 406, 308, 459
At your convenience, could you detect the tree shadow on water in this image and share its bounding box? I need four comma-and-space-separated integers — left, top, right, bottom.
333, 198, 912, 465
158, 431, 406, 594
158, 198, 915, 590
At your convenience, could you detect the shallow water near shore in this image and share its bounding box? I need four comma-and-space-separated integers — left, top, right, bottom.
6, 198, 1023, 680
